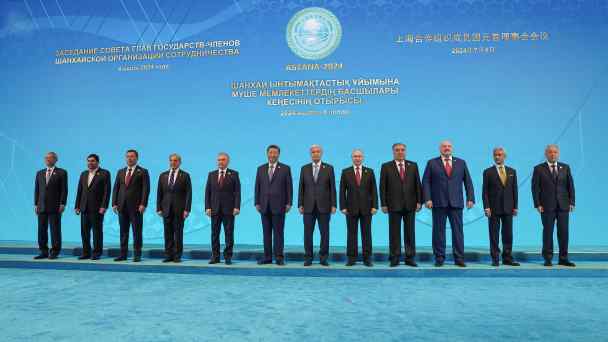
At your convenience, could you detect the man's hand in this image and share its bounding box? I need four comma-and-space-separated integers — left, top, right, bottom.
425, 201, 433, 209
371, 208, 377, 215
59, 205, 65, 213
331, 207, 336, 214
34, 205, 39, 215
156, 210, 163, 216
416, 203, 422, 212
512, 209, 518, 216
233, 208, 240, 216
205, 209, 212, 217
138, 205, 146, 214
381, 206, 388, 214
183, 211, 190, 219
112, 205, 118, 214
285, 204, 292, 212
484, 208, 491, 217
255, 205, 261, 213
536, 206, 544, 214
298, 206, 304, 214
569, 205, 575, 212
75, 208, 80, 215
466, 201, 474, 209
341, 209, 348, 215
99, 208, 106, 215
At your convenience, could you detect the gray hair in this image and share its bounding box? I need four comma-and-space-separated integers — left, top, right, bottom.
169, 153, 181, 161
351, 148, 364, 156
545, 144, 559, 151
492, 146, 506, 154
392, 143, 406, 150
217, 152, 230, 159
310, 144, 323, 152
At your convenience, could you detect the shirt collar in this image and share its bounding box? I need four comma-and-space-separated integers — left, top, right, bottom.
127, 164, 137, 170
312, 161, 322, 167
394, 159, 406, 166
546, 160, 557, 167
353, 164, 363, 170
89, 167, 99, 174
441, 155, 453, 162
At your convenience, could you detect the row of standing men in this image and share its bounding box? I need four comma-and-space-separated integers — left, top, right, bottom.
34, 141, 576, 267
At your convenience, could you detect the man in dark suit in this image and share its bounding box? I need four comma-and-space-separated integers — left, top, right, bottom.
482, 147, 519, 267
422, 140, 475, 267
112, 149, 150, 262
298, 145, 337, 266
532, 144, 576, 267
340, 149, 378, 267
34, 152, 68, 259
75, 154, 111, 260
380, 143, 422, 267
254, 144, 293, 265
205, 152, 241, 265
157, 153, 192, 263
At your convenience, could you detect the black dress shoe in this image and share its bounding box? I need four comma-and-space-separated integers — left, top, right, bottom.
162, 257, 174, 263
503, 260, 520, 266
544, 260, 553, 267
257, 259, 272, 265
132, 256, 141, 262
404, 260, 418, 267
303, 260, 312, 266
48, 254, 58, 260
455, 261, 466, 267
363, 260, 373, 267
389, 261, 399, 267
434, 261, 444, 267
78, 255, 91, 260
558, 260, 576, 267
320, 260, 329, 266
173, 258, 182, 263
114, 256, 127, 262
34, 254, 48, 260
491, 260, 500, 267
224, 259, 232, 265
345, 260, 356, 266
208, 259, 220, 264
276, 259, 285, 266
91, 256, 100, 261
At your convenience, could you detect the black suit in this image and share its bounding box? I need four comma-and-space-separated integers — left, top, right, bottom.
532, 162, 575, 262
380, 160, 422, 263
298, 162, 337, 262
482, 165, 518, 263
112, 165, 150, 258
254, 162, 293, 262
75, 168, 111, 257
157, 169, 192, 259
34, 167, 68, 256
204, 168, 241, 259
339, 166, 378, 262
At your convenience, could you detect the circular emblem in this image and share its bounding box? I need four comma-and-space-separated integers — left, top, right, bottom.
286, 7, 342, 60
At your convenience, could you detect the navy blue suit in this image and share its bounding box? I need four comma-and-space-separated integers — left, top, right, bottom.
422, 157, 475, 263
254, 162, 293, 262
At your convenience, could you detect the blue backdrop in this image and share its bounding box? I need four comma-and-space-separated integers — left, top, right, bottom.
0, 0, 606, 248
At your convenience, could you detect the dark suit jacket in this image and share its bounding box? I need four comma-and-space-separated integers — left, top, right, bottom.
112, 165, 150, 211
298, 163, 337, 214
532, 162, 575, 211
75, 168, 111, 213
422, 157, 475, 208
339, 166, 378, 215
156, 169, 192, 217
204, 168, 241, 215
254, 162, 293, 215
482, 165, 518, 215
379, 160, 422, 212
34, 167, 68, 213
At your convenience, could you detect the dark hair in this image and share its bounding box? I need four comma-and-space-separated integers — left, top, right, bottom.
87, 154, 100, 162
392, 143, 406, 150
267, 144, 280, 153
126, 149, 139, 157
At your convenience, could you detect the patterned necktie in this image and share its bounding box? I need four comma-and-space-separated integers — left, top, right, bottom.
268, 165, 275, 181
498, 165, 507, 186
551, 164, 558, 180
313, 164, 319, 182
125, 168, 133, 186
399, 162, 405, 181
444, 159, 452, 177
169, 169, 175, 188
218, 170, 225, 186
45, 168, 52, 184
355, 167, 361, 186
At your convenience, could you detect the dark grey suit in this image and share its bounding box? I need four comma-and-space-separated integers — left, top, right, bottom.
35, 167, 68, 256
157, 169, 192, 259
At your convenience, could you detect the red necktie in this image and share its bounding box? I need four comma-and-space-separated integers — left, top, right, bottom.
125, 168, 133, 186
355, 167, 361, 186
399, 162, 405, 181
218, 170, 225, 186
444, 159, 452, 177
